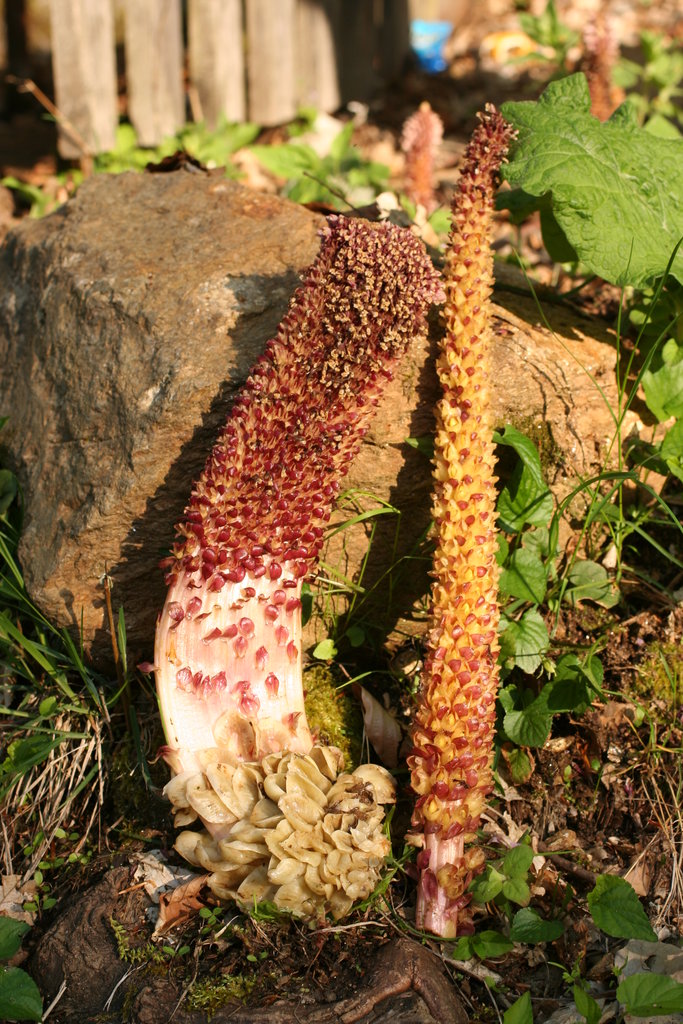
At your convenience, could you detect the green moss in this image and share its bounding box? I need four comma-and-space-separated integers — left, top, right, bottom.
110, 916, 166, 966
303, 664, 364, 769
187, 973, 256, 1014
509, 415, 562, 474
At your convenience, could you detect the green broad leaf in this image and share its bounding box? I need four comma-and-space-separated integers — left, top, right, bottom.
451, 936, 475, 960
642, 338, 683, 422
499, 548, 548, 604
617, 972, 683, 1016
522, 525, 558, 562
0, 919, 30, 960
502, 877, 531, 906
329, 122, 355, 163
573, 984, 602, 1024
249, 142, 318, 179
503, 991, 533, 1024
564, 560, 619, 608
542, 653, 600, 713
496, 534, 510, 566
312, 638, 338, 661
496, 187, 544, 225
511, 908, 565, 943
587, 875, 656, 940
344, 624, 365, 648
501, 73, 683, 287
503, 845, 535, 878
539, 205, 578, 264
506, 747, 534, 784
471, 930, 514, 958
494, 426, 553, 532
502, 691, 554, 748
469, 866, 506, 903
300, 582, 314, 628
644, 113, 682, 139
0, 966, 43, 1021
38, 696, 58, 718
661, 418, 683, 482
499, 608, 550, 675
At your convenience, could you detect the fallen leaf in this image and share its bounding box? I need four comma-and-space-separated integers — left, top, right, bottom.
0, 875, 37, 925
358, 686, 402, 768
153, 874, 208, 936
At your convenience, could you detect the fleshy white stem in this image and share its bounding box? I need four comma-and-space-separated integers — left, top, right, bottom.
408, 106, 515, 938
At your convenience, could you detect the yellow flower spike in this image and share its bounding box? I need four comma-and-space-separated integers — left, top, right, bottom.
408, 106, 516, 939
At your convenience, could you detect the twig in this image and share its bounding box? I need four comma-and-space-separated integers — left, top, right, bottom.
42, 979, 67, 1020
540, 851, 597, 884
5, 75, 93, 168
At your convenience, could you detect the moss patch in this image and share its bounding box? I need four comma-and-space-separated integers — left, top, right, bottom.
634, 641, 682, 716
303, 664, 364, 769
187, 972, 256, 1014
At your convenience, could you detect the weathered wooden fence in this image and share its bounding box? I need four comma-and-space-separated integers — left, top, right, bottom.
39, 0, 411, 158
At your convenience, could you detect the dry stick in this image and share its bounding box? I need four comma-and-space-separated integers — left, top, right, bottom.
5, 74, 94, 173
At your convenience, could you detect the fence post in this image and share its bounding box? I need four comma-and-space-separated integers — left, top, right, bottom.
187, 0, 246, 127
48, 0, 117, 158
294, 0, 341, 113
336, 0, 381, 105
245, 0, 297, 126
124, 0, 185, 147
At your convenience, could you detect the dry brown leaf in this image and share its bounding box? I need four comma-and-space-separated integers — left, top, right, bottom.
358, 686, 402, 768
0, 874, 37, 925
153, 873, 208, 936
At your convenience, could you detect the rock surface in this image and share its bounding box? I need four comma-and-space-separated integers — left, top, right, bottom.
0, 171, 638, 663
30, 866, 467, 1024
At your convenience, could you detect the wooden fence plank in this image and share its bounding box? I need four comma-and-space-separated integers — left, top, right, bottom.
245, 0, 297, 126
379, 0, 411, 81
336, 0, 381, 105
124, 0, 184, 147
49, 0, 117, 158
295, 0, 341, 113
187, 0, 245, 127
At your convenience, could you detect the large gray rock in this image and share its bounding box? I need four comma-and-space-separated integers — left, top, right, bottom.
0, 171, 637, 664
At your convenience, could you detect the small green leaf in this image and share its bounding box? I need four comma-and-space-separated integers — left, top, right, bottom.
451, 936, 474, 960
660, 417, 683, 482
502, 877, 531, 906
344, 624, 365, 648
507, 747, 534, 784
38, 696, 58, 718
312, 638, 338, 660
564, 560, 619, 608
0, 966, 43, 1021
471, 930, 514, 958
617, 973, 683, 1016
587, 875, 656, 940
0, 919, 30, 961
542, 654, 596, 712
494, 426, 553, 533
503, 845, 534, 878
642, 338, 683, 422
499, 608, 550, 675
573, 984, 602, 1024
469, 866, 506, 903
404, 435, 434, 459
503, 695, 554, 748
250, 142, 318, 179
503, 991, 533, 1024
499, 548, 548, 604
511, 908, 565, 943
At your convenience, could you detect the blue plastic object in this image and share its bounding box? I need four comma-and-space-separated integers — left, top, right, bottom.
410, 19, 453, 74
